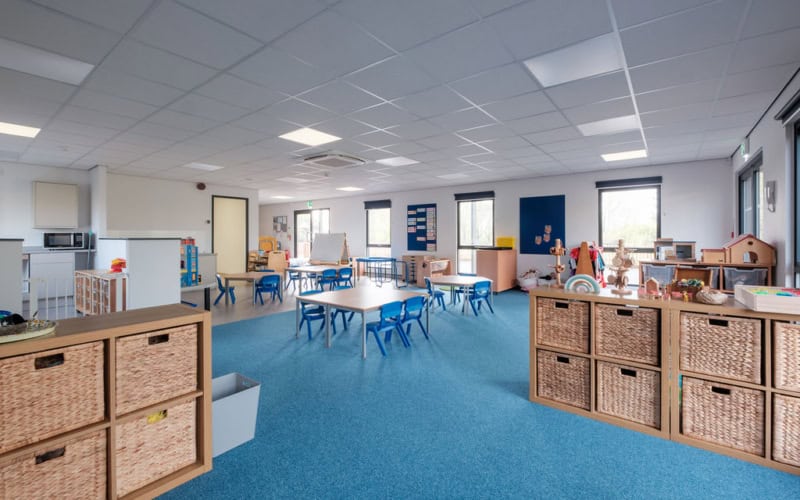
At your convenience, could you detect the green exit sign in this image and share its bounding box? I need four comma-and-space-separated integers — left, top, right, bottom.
306, 200, 313, 208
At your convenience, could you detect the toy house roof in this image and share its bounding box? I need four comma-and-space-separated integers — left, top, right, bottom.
722, 233, 776, 250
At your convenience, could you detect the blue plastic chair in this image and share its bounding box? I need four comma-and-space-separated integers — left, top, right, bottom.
298, 290, 326, 340
468, 280, 494, 315
337, 267, 353, 287
317, 269, 339, 290
214, 274, 236, 305
331, 285, 354, 330
254, 274, 282, 304
453, 273, 477, 303
285, 269, 303, 292
366, 301, 408, 356
397, 295, 428, 340
424, 277, 446, 311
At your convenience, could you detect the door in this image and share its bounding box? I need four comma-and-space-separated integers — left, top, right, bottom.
294, 209, 330, 260
213, 196, 248, 274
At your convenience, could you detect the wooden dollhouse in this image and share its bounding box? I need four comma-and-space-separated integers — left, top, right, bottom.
702, 233, 776, 266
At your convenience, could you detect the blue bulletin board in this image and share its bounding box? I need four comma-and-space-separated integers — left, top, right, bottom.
407, 203, 437, 251
520, 195, 565, 254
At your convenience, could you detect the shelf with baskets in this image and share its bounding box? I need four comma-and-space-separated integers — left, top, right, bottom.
75, 270, 127, 316
0, 304, 212, 498
639, 260, 772, 292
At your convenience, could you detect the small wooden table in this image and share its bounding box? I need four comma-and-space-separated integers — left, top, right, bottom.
221, 271, 282, 305
428, 275, 493, 314
296, 287, 429, 358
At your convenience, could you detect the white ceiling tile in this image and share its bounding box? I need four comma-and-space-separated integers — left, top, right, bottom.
394, 86, 472, 119
169, 93, 251, 121
298, 81, 383, 114
629, 45, 733, 93
147, 109, 221, 132
33, 129, 109, 148
0, 135, 34, 153
610, 0, 714, 28
0, 0, 121, 64
71, 88, 158, 119
478, 136, 533, 152
274, 10, 394, 79
349, 103, 417, 129
83, 68, 184, 107
404, 22, 514, 83
742, 0, 800, 38
345, 56, 439, 100
713, 91, 776, 117
353, 130, 400, 148
196, 74, 285, 110
30, 0, 153, 34
191, 125, 264, 148
380, 142, 429, 156
620, 0, 745, 66
562, 97, 635, 124
505, 112, 571, 134
417, 133, 470, 150
182, 0, 326, 44
57, 105, 138, 130
640, 102, 713, 127
586, 130, 644, 148
47, 119, 121, 141
545, 71, 630, 108
231, 111, 296, 136
0, 67, 76, 103
429, 107, 494, 131
728, 28, 800, 73
335, 0, 479, 52
230, 47, 330, 95
449, 63, 539, 105
456, 124, 516, 142
264, 98, 336, 126
468, 0, 526, 17
102, 40, 218, 90
385, 120, 444, 141
720, 63, 797, 98
486, 0, 612, 60
482, 91, 555, 121
539, 138, 593, 154
132, 1, 262, 69
636, 79, 720, 113
127, 122, 198, 142
313, 117, 378, 139
523, 126, 582, 145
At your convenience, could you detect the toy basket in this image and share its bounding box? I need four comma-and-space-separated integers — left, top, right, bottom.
536, 298, 589, 353
679, 312, 761, 383
597, 361, 660, 428
536, 349, 590, 410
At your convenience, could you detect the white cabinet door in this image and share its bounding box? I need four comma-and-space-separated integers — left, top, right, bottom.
29, 252, 75, 298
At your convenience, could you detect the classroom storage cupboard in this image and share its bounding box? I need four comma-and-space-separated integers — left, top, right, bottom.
529, 288, 800, 475
0, 304, 212, 499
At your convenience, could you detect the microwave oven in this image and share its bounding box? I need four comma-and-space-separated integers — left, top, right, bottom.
43, 232, 87, 249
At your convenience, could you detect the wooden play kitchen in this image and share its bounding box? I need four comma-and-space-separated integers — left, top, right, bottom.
529, 287, 800, 475
0, 304, 212, 498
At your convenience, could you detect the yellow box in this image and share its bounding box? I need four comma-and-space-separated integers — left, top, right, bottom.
496, 236, 515, 248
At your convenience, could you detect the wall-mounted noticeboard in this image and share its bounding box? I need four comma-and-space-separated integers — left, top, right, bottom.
407, 203, 436, 252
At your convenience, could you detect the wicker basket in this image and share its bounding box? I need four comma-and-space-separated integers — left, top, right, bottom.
536, 298, 590, 354
595, 304, 659, 366
116, 324, 198, 415
536, 349, 590, 410
679, 313, 762, 383
773, 394, 800, 466
774, 322, 800, 392
115, 399, 197, 497
597, 361, 661, 428
682, 377, 765, 456
0, 430, 106, 500
0, 342, 104, 454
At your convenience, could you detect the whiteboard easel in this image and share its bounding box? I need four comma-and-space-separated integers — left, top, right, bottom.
310, 233, 350, 264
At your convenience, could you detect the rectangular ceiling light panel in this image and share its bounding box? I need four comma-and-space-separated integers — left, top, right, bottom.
0, 120, 40, 138
376, 156, 419, 166
524, 33, 623, 88
184, 162, 224, 171
279, 127, 341, 146
601, 149, 648, 162
0, 37, 94, 85
577, 115, 640, 136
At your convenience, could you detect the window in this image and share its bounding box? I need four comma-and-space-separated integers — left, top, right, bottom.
796, 124, 800, 286
365, 200, 391, 258
294, 208, 329, 260
456, 191, 494, 273
738, 153, 763, 237
598, 178, 661, 281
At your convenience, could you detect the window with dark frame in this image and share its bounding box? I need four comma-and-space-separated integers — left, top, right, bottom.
597, 177, 661, 269
738, 152, 763, 238
364, 200, 391, 258
455, 191, 495, 274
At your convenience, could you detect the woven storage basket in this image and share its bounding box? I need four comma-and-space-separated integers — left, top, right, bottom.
0, 430, 106, 500
597, 361, 661, 428
536, 298, 589, 354
595, 304, 659, 366
679, 312, 762, 383
773, 394, 800, 466
774, 322, 800, 392
682, 377, 764, 456
536, 349, 590, 410
116, 399, 196, 497
0, 342, 104, 454
116, 324, 198, 415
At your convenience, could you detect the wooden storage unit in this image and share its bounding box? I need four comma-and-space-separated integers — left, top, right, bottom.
639, 260, 772, 292
530, 287, 800, 475
0, 304, 212, 498
402, 255, 451, 288
476, 248, 517, 292
75, 270, 127, 316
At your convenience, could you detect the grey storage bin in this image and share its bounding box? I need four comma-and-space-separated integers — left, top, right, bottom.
722, 267, 768, 291
212, 373, 260, 457
641, 264, 675, 286
693, 266, 720, 289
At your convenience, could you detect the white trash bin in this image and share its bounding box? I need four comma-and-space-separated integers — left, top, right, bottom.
212, 373, 260, 457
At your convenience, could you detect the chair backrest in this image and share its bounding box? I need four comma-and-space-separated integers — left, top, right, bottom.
338, 268, 352, 278
474, 280, 491, 297
321, 269, 338, 279
404, 296, 425, 316
424, 277, 433, 293
333, 285, 351, 291
259, 274, 280, 287
380, 301, 404, 324
216, 274, 225, 291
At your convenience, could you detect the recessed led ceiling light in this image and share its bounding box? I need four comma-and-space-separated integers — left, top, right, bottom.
0, 120, 40, 138
601, 149, 648, 162
524, 33, 623, 88
336, 186, 364, 191
376, 156, 419, 167
437, 173, 469, 180
0, 37, 95, 85
277, 176, 310, 183
272, 195, 294, 199
279, 127, 341, 146
184, 162, 224, 171
577, 115, 639, 136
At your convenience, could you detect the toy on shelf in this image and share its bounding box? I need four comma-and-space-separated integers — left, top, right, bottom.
110, 258, 127, 273
701, 233, 776, 265
569, 241, 606, 287
549, 238, 566, 287
606, 239, 634, 295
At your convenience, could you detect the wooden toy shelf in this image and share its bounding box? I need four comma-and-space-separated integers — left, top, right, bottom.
0, 304, 212, 498
529, 288, 800, 475
639, 260, 773, 292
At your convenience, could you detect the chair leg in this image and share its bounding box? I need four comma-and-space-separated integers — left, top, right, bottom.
214, 291, 223, 305
416, 318, 429, 339
470, 298, 479, 315
485, 298, 494, 314
371, 330, 387, 356
397, 326, 410, 347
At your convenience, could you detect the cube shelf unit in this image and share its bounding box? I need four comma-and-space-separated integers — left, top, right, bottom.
181, 244, 198, 287
401, 255, 451, 288
0, 304, 212, 498
639, 260, 772, 292
529, 287, 800, 475
75, 270, 127, 316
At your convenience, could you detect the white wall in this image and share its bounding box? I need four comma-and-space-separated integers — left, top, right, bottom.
260, 159, 733, 276
732, 71, 800, 286
0, 162, 91, 245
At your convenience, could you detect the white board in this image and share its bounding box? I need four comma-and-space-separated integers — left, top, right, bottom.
310, 233, 348, 264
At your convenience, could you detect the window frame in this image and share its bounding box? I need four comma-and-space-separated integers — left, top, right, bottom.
456, 193, 495, 274
293, 208, 330, 259
738, 152, 763, 237
365, 206, 391, 257
597, 183, 662, 254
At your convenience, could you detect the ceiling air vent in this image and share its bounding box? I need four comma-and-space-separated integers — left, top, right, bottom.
303, 152, 365, 168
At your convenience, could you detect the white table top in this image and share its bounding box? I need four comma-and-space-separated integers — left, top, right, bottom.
428, 275, 492, 287
290, 264, 349, 274
298, 286, 426, 313
222, 271, 281, 281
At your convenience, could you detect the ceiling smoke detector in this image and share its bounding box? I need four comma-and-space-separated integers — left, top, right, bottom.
302, 152, 365, 169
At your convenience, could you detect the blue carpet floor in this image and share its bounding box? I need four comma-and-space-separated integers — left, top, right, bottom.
161, 290, 800, 499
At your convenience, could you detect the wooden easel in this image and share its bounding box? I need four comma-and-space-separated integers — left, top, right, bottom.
309, 233, 350, 265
